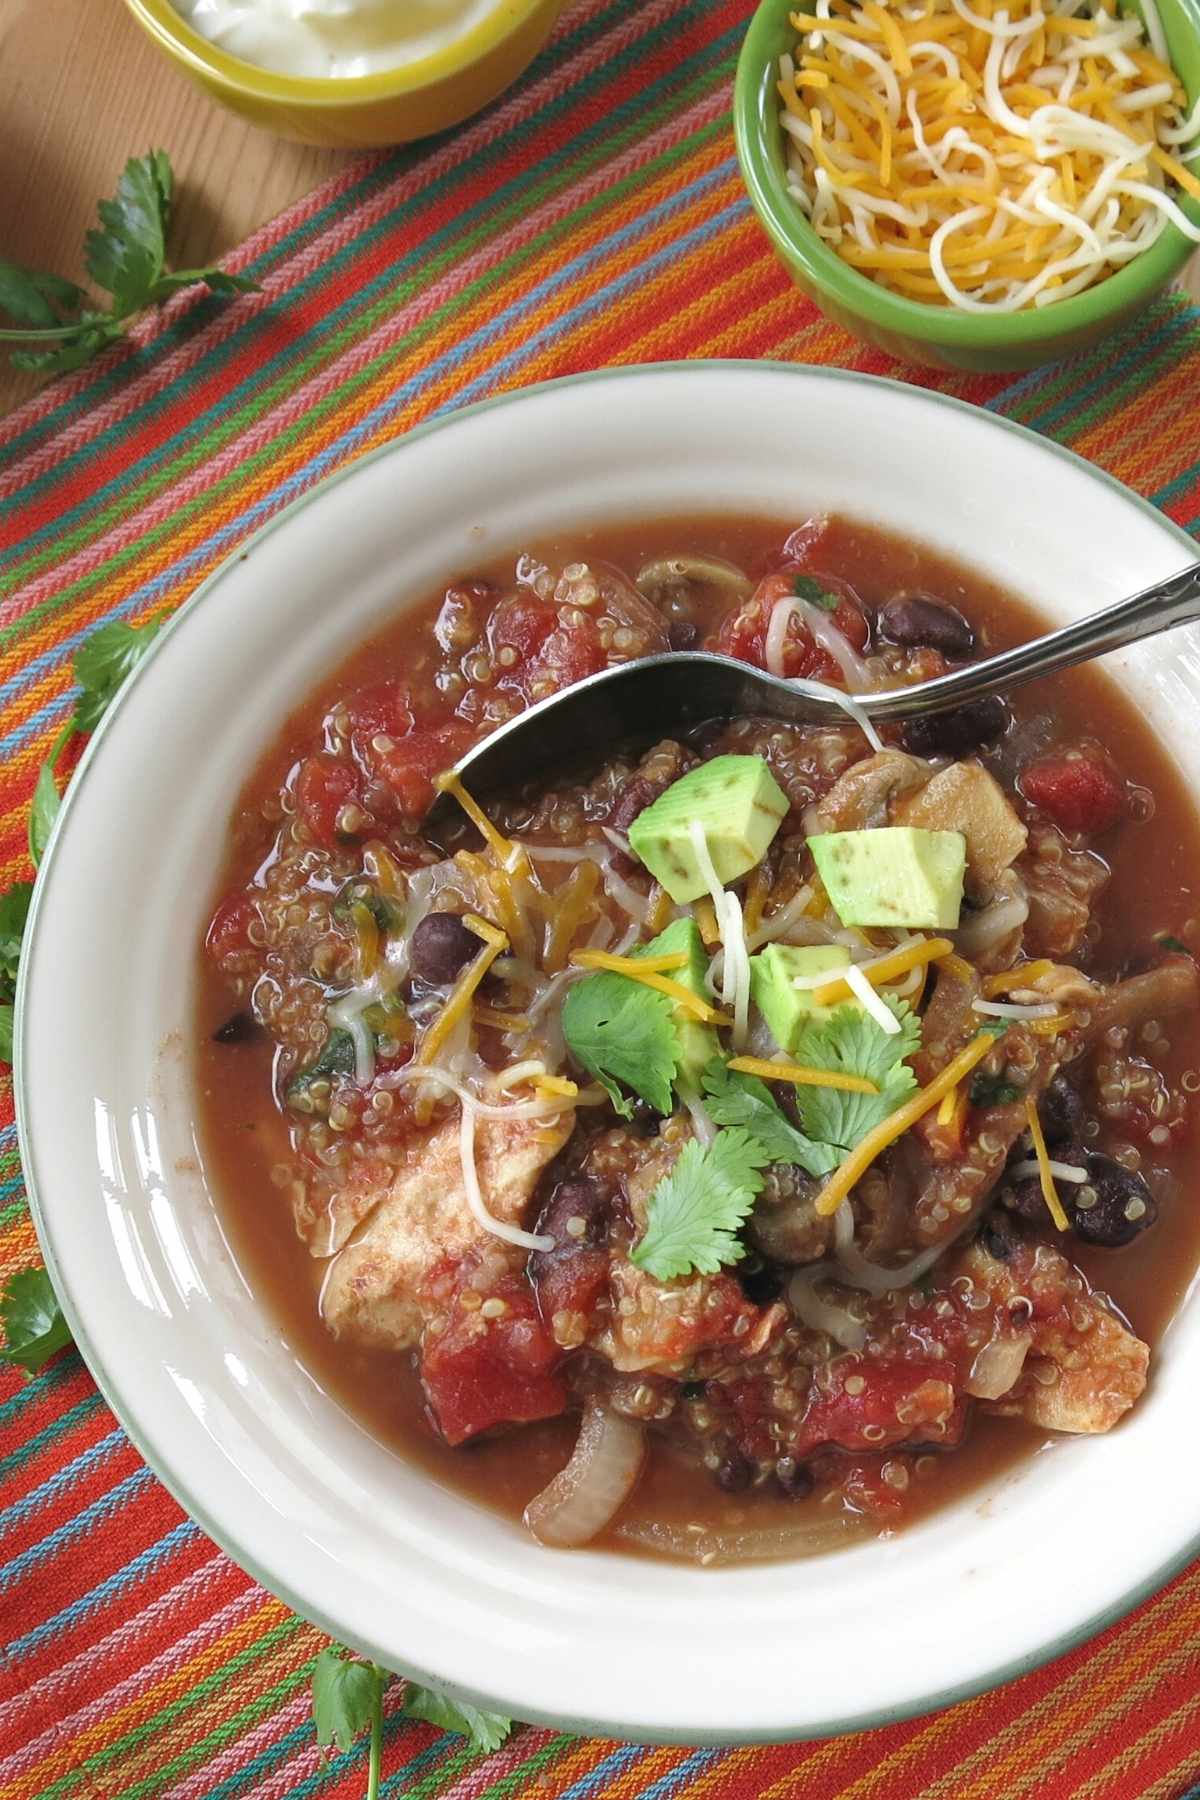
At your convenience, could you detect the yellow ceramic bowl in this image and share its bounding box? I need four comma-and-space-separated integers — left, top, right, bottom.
123, 0, 565, 148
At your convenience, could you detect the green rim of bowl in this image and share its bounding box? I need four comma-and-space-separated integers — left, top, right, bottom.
15, 362, 1200, 1744
733, 0, 1200, 352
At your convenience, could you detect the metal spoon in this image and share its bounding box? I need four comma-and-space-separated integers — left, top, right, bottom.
428, 559, 1200, 824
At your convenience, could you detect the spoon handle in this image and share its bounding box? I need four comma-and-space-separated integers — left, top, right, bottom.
862, 558, 1200, 725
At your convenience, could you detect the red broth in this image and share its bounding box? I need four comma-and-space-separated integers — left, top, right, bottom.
196, 514, 1200, 1561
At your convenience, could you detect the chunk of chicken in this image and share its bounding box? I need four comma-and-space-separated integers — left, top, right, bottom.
893, 760, 1026, 900
956, 1232, 1148, 1432
1092, 959, 1200, 1034
321, 1107, 574, 1351
807, 749, 929, 834
592, 1128, 767, 1373
1019, 825, 1109, 957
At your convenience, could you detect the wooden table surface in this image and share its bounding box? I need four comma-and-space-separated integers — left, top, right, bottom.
1, 0, 351, 417
4, 0, 1200, 420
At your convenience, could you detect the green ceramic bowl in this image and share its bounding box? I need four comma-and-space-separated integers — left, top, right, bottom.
733, 0, 1200, 371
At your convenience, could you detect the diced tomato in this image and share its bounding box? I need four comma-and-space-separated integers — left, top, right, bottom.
336, 679, 414, 747
715, 572, 867, 685
525, 615, 605, 692
839, 1455, 914, 1521
488, 594, 557, 664
792, 1359, 962, 1458
1021, 751, 1126, 835
294, 754, 365, 849
421, 1272, 566, 1445
376, 722, 474, 819
206, 892, 258, 961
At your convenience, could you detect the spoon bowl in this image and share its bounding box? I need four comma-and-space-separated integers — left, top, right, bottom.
431, 557, 1200, 825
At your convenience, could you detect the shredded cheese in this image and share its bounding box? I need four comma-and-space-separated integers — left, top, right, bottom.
808, 935, 954, 1004
972, 996, 1063, 1018
458, 1103, 555, 1252
727, 1053, 880, 1094
982, 958, 1055, 995
415, 925, 508, 1066
435, 771, 523, 870
687, 819, 754, 1048
814, 1030, 996, 1215
779, 0, 1200, 313
472, 1004, 532, 1033
845, 959, 904, 1033
569, 948, 733, 1024
1024, 1095, 1072, 1229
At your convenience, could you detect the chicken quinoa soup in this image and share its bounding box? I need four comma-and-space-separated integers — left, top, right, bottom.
198, 515, 1200, 1564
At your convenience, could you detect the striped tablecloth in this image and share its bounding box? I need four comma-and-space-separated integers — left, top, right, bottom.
4, 2, 1200, 1794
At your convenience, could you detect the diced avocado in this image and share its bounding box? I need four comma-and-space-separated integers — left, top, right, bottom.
639, 916, 717, 1096
808, 827, 966, 929
749, 943, 851, 1054
627, 755, 789, 904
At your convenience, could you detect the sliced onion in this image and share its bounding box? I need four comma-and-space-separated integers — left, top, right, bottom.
524, 1402, 646, 1548
787, 1272, 867, 1350
954, 889, 1029, 958
614, 1512, 864, 1564
965, 1334, 1032, 1400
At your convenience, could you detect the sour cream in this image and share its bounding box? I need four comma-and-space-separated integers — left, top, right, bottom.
172, 0, 504, 80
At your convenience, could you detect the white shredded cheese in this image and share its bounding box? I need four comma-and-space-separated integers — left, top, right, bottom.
1009, 1157, 1090, 1183
795, 598, 872, 692
458, 1103, 555, 1253
972, 998, 1063, 1019
845, 960, 903, 1034
786, 676, 885, 753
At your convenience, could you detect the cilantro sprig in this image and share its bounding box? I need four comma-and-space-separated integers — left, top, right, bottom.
793, 574, 840, 612
561, 970, 678, 1116
790, 999, 921, 1155
312, 1645, 513, 1800
0, 1268, 72, 1374
631, 1128, 770, 1279
0, 151, 256, 378
701, 1058, 831, 1176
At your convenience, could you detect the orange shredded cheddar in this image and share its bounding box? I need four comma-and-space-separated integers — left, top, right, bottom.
1025, 1097, 1071, 1231
814, 1032, 996, 1216
727, 1054, 879, 1095
569, 949, 731, 1023
810, 936, 955, 1005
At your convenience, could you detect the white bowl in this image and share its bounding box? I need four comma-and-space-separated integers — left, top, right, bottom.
18, 364, 1200, 1744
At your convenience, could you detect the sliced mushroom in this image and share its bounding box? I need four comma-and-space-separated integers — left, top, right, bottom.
893, 760, 1027, 899
807, 749, 930, 834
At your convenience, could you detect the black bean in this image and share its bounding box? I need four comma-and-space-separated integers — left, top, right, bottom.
627, 1097, 662, 1138
1005, 1146, 1157, 1247
1070, 1152, 1157, 1248
532, 1174, 613, 1254
901, 694, 1010, 758
715, 1445, 755, 1493
667, 618, 700, 651
980, 1212, 1021, 1262
408, 912, 478, 985
880, 595, 976, 658
212, 1010, 261, 1045
775, 1457, 815, 1499
737, 1253, 785, 1306
1039, 1075, 1085, 1146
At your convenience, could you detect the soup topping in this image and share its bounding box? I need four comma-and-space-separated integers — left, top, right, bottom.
202, 518, 1200, 1561
778, 0, 1200, 310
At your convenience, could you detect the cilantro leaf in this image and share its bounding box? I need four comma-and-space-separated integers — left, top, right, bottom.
401, 1686, 513, 1754
85, 151, 173, 313
0, 1268, 73, 1374
312, 1646, 387, 1771
631, 1127, 769, 1279
793, 574, 839, 612
0, 1006, 12, 1064
73, 617, 164, 732
700, 1058, 831, 1176
562, 972, 678, 1116
28, 762, 62, 868
790, 1000, 921, 1153
0, 261, 85, 329
0, 150, 257, 381
0, 883, 33, 1002
970, 1070, 1024, 1107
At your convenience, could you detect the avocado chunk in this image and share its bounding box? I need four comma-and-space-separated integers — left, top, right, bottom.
749, 943, 851, 1054
638, 916, 717, 1096
808, 827, 966, 929
627, 755, 789, 904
